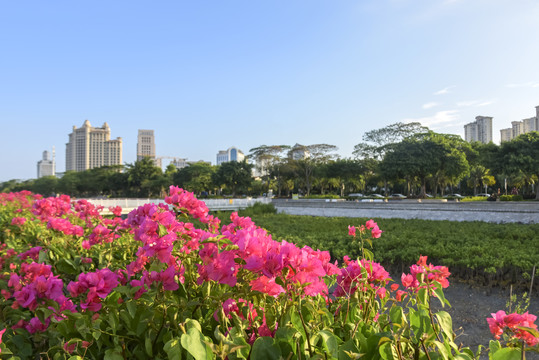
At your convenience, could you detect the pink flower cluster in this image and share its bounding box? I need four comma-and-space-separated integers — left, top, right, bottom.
67, 269, 119, 311
165, 186, 210, 221
82, 224, 119, 249
217, 212, 340, 298
10, 217, 27, 226
130, 265, 183, 299
348, 219, 383, 239
487, 310, 538, 346
73, 199, 104, 221
32, 195, 72, 219
6, 262, 75, 333
401, 256, 451, 291
47, 217, 84, 237
17, 246, 43, 261
334, 257, 391, 298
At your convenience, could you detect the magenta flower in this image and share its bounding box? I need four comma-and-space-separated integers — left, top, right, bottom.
348, 225, 356, 236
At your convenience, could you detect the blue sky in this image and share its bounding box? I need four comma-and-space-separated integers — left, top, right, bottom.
1, 0, 539, 182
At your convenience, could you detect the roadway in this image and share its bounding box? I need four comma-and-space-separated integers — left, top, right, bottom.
271, 199, 539, 224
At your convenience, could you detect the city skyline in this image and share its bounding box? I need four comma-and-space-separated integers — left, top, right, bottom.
2, 1, 539, 182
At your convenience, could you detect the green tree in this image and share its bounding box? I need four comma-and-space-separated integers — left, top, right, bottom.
173, 162, 216, 196
212, 160, 253, 197
499, 132, 539, 199
290, 144, 338, 196
126, 157, 163, 197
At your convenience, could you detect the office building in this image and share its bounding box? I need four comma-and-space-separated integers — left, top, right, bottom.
65, 120, 123, 172
464, 116, 493, 144
137, 130, 156, 161
216, 147, 245, 165
37, 148, 55, 178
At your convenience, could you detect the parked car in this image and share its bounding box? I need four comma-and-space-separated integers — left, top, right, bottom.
444, 193, 465, 199
476, 193, 490, 197
369, 194, 385, 198
390, 193, 407, 199
348, 193, 364, 198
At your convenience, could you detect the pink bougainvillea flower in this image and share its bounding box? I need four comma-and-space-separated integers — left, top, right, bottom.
371, 225, 383, 239
348, 225, 356, 236
365, 219, 377, 230
250, 276, 285, 297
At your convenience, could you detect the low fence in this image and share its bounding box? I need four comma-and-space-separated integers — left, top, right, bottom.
83, 197, 272, 215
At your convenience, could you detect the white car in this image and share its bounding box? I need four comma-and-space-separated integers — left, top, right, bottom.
390, 193, 407, 199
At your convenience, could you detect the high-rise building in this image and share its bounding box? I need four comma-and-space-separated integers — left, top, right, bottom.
37, 148, 55, 178
500, 106, 539, 142
500, 128, 512, 143
65, 120, 123, 172
464, 116, 493, 144
137, 130, 156, 161
216, 147, 245, 165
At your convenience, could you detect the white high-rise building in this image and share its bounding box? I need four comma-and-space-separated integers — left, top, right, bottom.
37, 148, 55, 178
500, 106, 539, 142
137, 130, 156, 161
464, 116, 493, 144
65, 120, 123, 172
216, 147, 245, 165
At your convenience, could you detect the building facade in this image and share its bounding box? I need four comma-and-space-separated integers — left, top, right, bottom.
65, 120, 123, 172
464, 116, 493, 144
216, 147, 245, 165
37, 149, 55, 178
288, 143, 310, 160
137, 130, 156, 161
499, 105, 539, 142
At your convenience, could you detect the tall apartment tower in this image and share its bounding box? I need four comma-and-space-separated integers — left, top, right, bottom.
37, 148, 56, 178
65, 120, 123, 172
464, 116, 493, 144
137, 130, 156, 161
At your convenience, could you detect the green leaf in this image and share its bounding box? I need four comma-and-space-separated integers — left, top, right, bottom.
164, 338, 182, 360
318, 330, 339, 359
145, 335, 153, 357
389, 306, 405, 328
379, 342, 398, 360
435, 311, 453, 340
181, 327, 211, 360
68, 357, 84, 360
432, 285, 449, 308
491, 347, 521, 360
250, 337, 282, 360
104, 347, 124, 360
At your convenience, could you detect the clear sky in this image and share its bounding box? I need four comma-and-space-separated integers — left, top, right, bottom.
1, 0, 539, 182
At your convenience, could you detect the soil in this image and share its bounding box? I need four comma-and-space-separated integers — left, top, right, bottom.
435, 280, 539, 359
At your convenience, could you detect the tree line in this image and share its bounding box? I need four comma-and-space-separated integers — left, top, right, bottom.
2, 123, 538, 199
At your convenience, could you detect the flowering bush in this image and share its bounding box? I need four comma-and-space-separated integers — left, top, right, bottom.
0, 188, 537, 359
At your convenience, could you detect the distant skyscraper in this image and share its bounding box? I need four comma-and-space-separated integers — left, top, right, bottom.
137, 130, 156, 161
464, 116, 493, 144
37, 148, 55, 178
65, 120, 123, 172
500, 107, 539, 143
216, 147, 245, 165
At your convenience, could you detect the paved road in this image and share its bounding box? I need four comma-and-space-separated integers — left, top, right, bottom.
272, 199, 539, 224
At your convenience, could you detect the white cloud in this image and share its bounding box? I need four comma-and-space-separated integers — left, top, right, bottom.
434, 86, 455, 95
456, 99, 495, 107
403, 110, 460, 129
506, 82, 539, 88
422, 102, 440, 109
